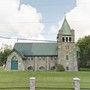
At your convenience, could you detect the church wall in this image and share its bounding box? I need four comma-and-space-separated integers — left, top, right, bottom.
58, 41, 78, 71
24, 56, 57, 71
69, 47, 78, 71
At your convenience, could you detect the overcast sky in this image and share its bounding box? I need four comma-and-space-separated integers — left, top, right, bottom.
0, 0, 90, 47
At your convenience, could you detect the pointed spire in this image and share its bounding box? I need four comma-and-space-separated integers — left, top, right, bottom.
60, 17, 71, 35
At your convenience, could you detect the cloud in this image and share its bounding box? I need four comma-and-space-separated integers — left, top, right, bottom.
50, 0, 90, 41
66, 0, 90, 41
0, 0, 44, 39
0, 0, 45, 47
48, 17, 66, 41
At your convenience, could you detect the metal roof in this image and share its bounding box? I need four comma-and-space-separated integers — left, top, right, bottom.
60, 18, 71, 35
14, 43, 58, 56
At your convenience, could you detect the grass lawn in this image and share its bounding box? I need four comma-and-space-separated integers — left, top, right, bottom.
0, 69, 90, 90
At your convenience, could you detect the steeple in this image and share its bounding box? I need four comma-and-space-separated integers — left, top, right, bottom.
57, 17, 78, 71
60, 17, 71, 35
57, 16, 75, 43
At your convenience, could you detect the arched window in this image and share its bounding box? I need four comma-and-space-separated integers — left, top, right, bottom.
54, 57, 57, 60
38, 57, 41, 60
66, 55, 69, 60
69, 37, 72, 42
62, 37, 65, 42
42, 57, 45, 60
27, 66, 33, 70
39, 66, 45, 70
12, 56, 18, 61
31, 57, 34, 60
50, 56, 53, 60
66, 37, 68, 42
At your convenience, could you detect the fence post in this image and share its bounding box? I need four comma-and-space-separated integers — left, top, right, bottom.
30, 77, 35, 90
73, 77, 80, 90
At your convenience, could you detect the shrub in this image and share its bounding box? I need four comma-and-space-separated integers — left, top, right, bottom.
56, 64, 65, 71
51, 66, 55, 70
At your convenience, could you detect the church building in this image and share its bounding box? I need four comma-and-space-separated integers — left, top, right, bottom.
6, 18, 78, 71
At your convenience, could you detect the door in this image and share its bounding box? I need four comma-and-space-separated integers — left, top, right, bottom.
11, 57, 18, 70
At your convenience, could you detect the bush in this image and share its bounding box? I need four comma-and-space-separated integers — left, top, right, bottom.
56, 64, 65, 71
80, 68, 90, 71
51, 66, 56, 70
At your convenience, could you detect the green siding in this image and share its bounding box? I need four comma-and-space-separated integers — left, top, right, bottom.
14, 43, 57, 56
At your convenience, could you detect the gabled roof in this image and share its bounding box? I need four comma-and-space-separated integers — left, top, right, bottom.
14, 43, 58, 56
13, 49, 26, 59
60, 17, 71, 35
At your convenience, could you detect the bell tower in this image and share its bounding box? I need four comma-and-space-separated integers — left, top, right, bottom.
57, 17, 78, 71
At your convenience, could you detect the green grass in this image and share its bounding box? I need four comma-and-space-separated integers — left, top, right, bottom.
0, 69, 90, 90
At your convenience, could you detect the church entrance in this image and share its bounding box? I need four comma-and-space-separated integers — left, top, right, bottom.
11, 56, 18, 70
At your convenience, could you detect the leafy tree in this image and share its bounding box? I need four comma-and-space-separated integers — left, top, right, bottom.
0, 44, 12, 66
77, 35, 90, 68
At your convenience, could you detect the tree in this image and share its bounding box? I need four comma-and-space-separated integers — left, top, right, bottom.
0, 44, 12, 66
77, 35, 90, 68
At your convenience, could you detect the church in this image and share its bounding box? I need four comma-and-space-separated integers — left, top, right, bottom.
6, 18, 78, 71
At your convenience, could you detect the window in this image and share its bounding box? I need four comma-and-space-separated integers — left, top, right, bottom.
50, 57, 57, 60
42, 57, 45, 60
50, 57, 53, 60
27, 66, 33, 70
66, 55, 69, 60
69, 37, 72, 42
31, 57, 33, 60
54, 57, 57, 60
39, 57, 41, 60
39, 66, 45, 70
12, 56, 18, 61
62, 37, 65, 42
27, 57, 30, 60
66, 37, 68, 42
